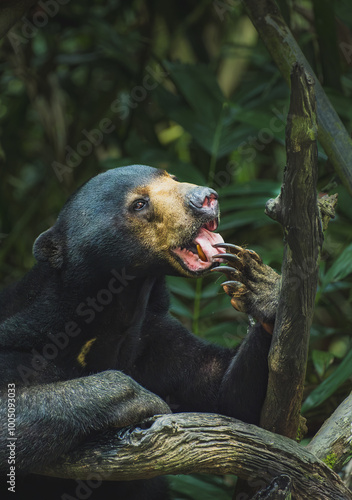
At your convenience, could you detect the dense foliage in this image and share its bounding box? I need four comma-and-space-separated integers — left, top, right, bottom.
0, 0, 351, 497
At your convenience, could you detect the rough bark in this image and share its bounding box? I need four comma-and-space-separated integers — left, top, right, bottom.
36, 412, 352, 500
252, 475, 292, 499
260, 63, 323, 439
307, 393, 352, 472
241, 0, 352, 196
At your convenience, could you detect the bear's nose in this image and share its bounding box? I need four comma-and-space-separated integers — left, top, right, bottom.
188, 187, 219, 213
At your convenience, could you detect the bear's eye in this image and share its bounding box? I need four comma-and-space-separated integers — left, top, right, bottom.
132, 199, 148, 211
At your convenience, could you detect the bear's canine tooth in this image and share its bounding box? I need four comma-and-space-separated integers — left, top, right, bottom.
197, 244, 207, 262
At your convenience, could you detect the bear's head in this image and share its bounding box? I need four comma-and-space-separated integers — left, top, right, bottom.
33, 165, 225, 279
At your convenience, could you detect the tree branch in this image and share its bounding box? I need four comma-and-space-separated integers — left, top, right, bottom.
241, 0, 352, 196
306, 392, 352, 472
260, 63, 323, 439
35, 413, 352, 499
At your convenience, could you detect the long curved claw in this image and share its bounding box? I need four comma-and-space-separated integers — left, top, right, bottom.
212, 253, 241, 262
211, 265, 237, 273
211, 265, 239, 278
213, 242, 263, 264
213, 242, 243, 253
247, 249, 262, 263
221, 280, 243, 288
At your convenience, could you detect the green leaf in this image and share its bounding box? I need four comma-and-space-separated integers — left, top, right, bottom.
320, 242, 352, 292
167, 474, 232, 500
199, 295, 232, 319
312, 350, 335, 378
219, 196, 272, 212
169, 295, 193, 319
301, 348, 352, 413
219, 208, 274, 230
200, 281, 223, 299
100, 149, 206, 185
203, 322, 245, 348
162, 61, 225, 122
231, 106, 285, 143
334, 0, 352, 33
163, 161, 206, 185
156, 86, 253, 158
218, 180, 281, 197
154, 65, 261, 159
310, 325, 344, 341
166, 277, 196, 300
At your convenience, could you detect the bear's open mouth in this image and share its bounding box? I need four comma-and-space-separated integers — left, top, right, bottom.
171, 219, 226, 274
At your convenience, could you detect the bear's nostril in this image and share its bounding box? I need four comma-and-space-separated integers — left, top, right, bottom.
189, 188, 218, 211
202, 193, 218, 209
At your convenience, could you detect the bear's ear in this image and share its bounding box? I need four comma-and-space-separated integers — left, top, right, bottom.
33, 227, 64, 269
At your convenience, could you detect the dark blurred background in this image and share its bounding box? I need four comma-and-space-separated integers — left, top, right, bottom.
0, 1, 351, 497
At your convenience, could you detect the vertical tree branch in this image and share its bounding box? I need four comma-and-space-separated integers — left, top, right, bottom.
260, 63, 323, 439
306, 392, 352, 472
241, 0, 352, 196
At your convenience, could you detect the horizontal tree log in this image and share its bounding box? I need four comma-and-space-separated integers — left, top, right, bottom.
37, 413, 352, 500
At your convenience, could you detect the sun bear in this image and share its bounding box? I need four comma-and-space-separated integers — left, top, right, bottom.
0, 165, 280, 499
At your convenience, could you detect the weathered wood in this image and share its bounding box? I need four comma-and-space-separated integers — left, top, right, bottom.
307, 393, 352, 472
260, 63, 323, 439
36, 413, 352, 500
317, 193, 338, 231
241, 0, 352, 196
252, 475, 292, 499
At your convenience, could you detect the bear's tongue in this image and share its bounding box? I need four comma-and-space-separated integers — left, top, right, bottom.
173, 227, 226, 272
194, 227, 225, 262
